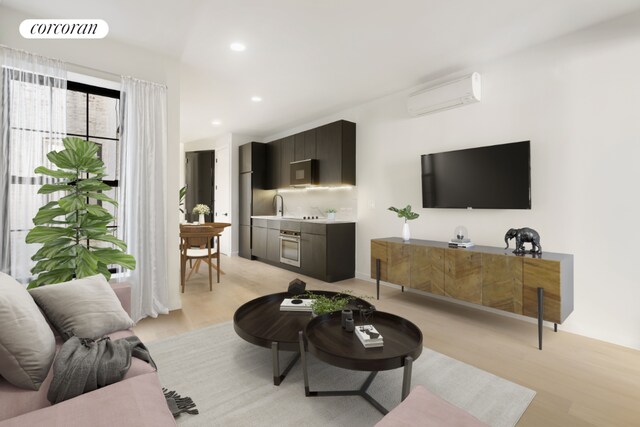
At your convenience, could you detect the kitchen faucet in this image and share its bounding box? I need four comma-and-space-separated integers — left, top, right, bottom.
273, 194, 284, 217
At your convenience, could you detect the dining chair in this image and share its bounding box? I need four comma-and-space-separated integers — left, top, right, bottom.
179, 224, 222, 293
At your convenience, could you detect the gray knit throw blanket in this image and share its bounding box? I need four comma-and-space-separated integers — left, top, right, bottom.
48, 335, 156, 404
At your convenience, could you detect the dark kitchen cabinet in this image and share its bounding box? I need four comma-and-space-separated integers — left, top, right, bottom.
304, 129, 316, 160
316, 120, 356, 186
267, 139, 281, 189
299, 222, 355, 282
280, 136, 294, 188
264, 120, 354, 189
301, 233, 326, 280
266, 225, 280, 263
239, 142, 276, 259
294, 133, 305, 161
251, 225, 267, 259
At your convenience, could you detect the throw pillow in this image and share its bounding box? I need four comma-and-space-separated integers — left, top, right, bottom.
0, 272, 56, 390
29, 274, 134, 340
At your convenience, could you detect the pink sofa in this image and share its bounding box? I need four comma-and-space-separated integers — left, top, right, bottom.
0, 283, 176, 427
375, 385, 488, 427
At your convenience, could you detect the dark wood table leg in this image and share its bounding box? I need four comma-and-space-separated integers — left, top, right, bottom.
401, 356, 413, 401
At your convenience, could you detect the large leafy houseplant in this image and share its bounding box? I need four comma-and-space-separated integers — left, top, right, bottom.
25, 137, 136, 288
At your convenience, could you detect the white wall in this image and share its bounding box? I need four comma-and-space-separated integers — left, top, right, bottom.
0, 6, 183, 311
266, 13, 640, 350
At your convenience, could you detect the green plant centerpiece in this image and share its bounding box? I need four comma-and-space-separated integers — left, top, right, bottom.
25, 137, 136, 288
389, 204, 420, 241
302, 290, 369, 316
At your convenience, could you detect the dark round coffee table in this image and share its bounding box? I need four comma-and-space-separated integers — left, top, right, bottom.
233, 291, 373, 385
298, 310, 422, 414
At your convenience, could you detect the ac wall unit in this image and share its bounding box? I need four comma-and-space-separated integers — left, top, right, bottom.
407, 72, 481, 116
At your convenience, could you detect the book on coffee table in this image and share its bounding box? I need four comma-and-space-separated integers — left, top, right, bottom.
355, 325, 384, 348
280, 298, 314, 312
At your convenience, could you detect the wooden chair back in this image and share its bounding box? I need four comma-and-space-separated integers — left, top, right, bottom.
179, 224, 219, 253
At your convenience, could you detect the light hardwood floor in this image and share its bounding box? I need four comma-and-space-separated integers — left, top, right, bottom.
134, 255, 640, 426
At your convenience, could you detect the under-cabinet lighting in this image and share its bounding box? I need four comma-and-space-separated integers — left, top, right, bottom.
277, 185, 354, 193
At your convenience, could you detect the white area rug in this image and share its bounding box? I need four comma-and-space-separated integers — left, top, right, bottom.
147, 322, 535, 427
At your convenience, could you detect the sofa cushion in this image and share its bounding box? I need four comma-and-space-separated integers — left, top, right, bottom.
29, 274, 134, 340
375, 385, 488, 427
0, 372, 176, 427
0, 272, 56, 391
0, 329, 156, 422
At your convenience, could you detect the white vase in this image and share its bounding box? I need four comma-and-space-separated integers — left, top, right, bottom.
327, 212, 336, 221
198, 213, 205, 224
402, 222, 410, 241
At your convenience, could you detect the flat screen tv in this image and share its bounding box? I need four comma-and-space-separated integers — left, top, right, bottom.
421, 141, 531, 209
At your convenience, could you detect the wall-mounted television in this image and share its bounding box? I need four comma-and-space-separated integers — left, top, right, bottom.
421, 141, 531, 209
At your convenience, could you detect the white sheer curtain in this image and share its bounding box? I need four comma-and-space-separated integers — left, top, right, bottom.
0, 47, 66, 280
118, 76, 169, 321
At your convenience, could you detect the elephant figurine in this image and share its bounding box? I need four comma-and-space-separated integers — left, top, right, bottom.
504, 227, 542, 255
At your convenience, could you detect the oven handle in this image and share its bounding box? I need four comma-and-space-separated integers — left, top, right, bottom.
278, 236, 300, 242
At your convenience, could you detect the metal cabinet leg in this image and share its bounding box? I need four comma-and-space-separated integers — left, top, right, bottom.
401, 356, 413, 401
271, 342, 281, 385
537, 287, 544, 350
376, 258, 381, 300
554, 323, 558, 332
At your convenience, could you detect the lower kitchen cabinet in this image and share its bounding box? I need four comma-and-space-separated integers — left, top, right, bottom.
266, 226, 280, 263
251, 225, 267, 259
301, 222, 355, 282
301, 233, 326, 280
250, 219, 355, 283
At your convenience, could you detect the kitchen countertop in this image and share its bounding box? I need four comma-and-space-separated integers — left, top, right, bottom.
251, 215, 356, 224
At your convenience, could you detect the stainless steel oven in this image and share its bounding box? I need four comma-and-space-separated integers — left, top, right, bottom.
279, 229, 301, 267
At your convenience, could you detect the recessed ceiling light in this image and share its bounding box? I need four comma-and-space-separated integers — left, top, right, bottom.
230, 42, 246, 52
211, 119, 222, 126
251, 96, 262, 102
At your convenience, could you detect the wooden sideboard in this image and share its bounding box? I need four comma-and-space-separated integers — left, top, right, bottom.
371, 238, 574, 349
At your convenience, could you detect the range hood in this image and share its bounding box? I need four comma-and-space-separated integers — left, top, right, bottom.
290, 159, 318, 187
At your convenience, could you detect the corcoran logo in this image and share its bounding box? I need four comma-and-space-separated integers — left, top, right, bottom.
19, 19, 109, 39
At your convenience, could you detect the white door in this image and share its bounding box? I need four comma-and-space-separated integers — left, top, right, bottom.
214, 146, 231, 255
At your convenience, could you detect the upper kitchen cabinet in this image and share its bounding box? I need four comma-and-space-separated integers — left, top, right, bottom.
239, 142, 266, 182
267, 139, 281, 189
294, 133, 305, 161
316, 120, 356, 186
304, 129, 317, 160
280, 136, 295, 187
265, 120, 355, 189
294, 129, 316, 161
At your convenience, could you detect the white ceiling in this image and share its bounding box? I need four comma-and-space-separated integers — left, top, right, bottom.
5, 0, 640, 142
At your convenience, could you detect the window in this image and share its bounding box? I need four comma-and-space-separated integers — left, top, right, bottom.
5, 74, 121, 281
65, 81, 121, 260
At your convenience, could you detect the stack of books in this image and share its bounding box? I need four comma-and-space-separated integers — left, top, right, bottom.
355, 325, 384, 348
280, 298, 313, 312
448, 240, 475, 248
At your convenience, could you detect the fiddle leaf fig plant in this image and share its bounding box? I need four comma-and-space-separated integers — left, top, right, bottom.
25, 137, 136, 288
388, 205, 420, 223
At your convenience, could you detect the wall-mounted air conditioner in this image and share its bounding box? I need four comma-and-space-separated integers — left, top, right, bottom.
407, 72, 481, 116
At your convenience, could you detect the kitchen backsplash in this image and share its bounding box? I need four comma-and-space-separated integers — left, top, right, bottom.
277, 186, 357, 221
